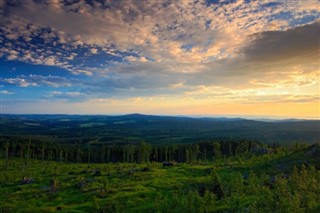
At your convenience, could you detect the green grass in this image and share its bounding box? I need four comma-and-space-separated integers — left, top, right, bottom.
0, 160, 211, 212
0, 149, 319, 212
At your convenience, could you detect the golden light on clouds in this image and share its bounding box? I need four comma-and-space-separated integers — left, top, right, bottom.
0, 0, 319, 118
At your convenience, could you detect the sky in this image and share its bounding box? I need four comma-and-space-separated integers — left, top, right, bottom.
0, 0, 319, 118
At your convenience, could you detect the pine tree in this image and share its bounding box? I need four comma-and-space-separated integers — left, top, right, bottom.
212, 142, 221, 160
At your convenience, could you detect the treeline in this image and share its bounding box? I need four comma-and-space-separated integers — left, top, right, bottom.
0, 137, 269, 164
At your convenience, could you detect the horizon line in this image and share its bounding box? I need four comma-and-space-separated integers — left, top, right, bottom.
1, 112, 319, 121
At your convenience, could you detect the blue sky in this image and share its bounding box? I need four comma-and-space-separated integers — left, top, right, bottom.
0, 0, 319, 118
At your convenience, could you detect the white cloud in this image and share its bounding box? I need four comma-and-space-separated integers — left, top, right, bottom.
90, 48, 98, 54
71, 69, 93, 76
45, 91, 85, 100
3, 77, 37, 87
0, 90, 14, 95
1, 75, 73, 88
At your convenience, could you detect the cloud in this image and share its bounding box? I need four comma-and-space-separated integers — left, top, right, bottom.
0, 90, 14, 95
242, 21, 320, 63
90, 48, 98, 54
125, 56, 148, 62
0, 0, 319, 115
48, 91, 84, 99
71, 69, 93, 76
42, 91, 86, 102
1, 74, 74, 88
2, 77, 38, 87
2, 0, 319, 70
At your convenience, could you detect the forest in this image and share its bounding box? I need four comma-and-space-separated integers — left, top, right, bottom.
0, 115, 319, 212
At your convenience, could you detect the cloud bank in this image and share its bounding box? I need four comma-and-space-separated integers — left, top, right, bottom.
0, 0, 319, 117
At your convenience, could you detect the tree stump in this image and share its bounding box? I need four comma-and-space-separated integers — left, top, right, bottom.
50, 179, 58, 193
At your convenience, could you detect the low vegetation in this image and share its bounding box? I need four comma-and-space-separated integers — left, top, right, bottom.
1, 143, 319, 212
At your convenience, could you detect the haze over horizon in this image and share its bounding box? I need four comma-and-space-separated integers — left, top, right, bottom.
0, 111, 319, 120
1, 0, 319, 119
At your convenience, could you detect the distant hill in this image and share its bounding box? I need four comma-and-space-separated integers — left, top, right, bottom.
0, 114, 319, 145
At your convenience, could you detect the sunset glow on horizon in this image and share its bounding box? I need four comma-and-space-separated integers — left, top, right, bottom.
0, 0, 319, 119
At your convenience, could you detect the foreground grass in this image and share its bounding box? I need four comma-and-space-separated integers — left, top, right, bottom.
0, 150, 319, 212
0, 160, 211, 212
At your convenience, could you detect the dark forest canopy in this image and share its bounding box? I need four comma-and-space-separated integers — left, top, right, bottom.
1, 114, 319, 145
0, 114, 319, 164
1, 137, 267, 164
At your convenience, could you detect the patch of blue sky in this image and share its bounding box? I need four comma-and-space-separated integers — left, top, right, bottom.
268, 10, 320, 28
181, 44, 194, 52
205, 0, 237, 7
205, 20, 212, 30
271, 11, 294, 21
288, 14, 320, 27
17, 28, 68, 51
73, 46, 143, 68
176, 33, 189, 40
1, 86, 45, 100
0, 60, 73, 78
69, 50, 116, 68
261, 1, 283, 8
143, 57, 156, 62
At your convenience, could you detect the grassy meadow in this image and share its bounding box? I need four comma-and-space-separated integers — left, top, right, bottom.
1, 145, 320, 212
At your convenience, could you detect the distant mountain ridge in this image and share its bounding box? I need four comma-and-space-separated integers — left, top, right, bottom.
1, 113, 319, 145
1, 113, 317, 122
